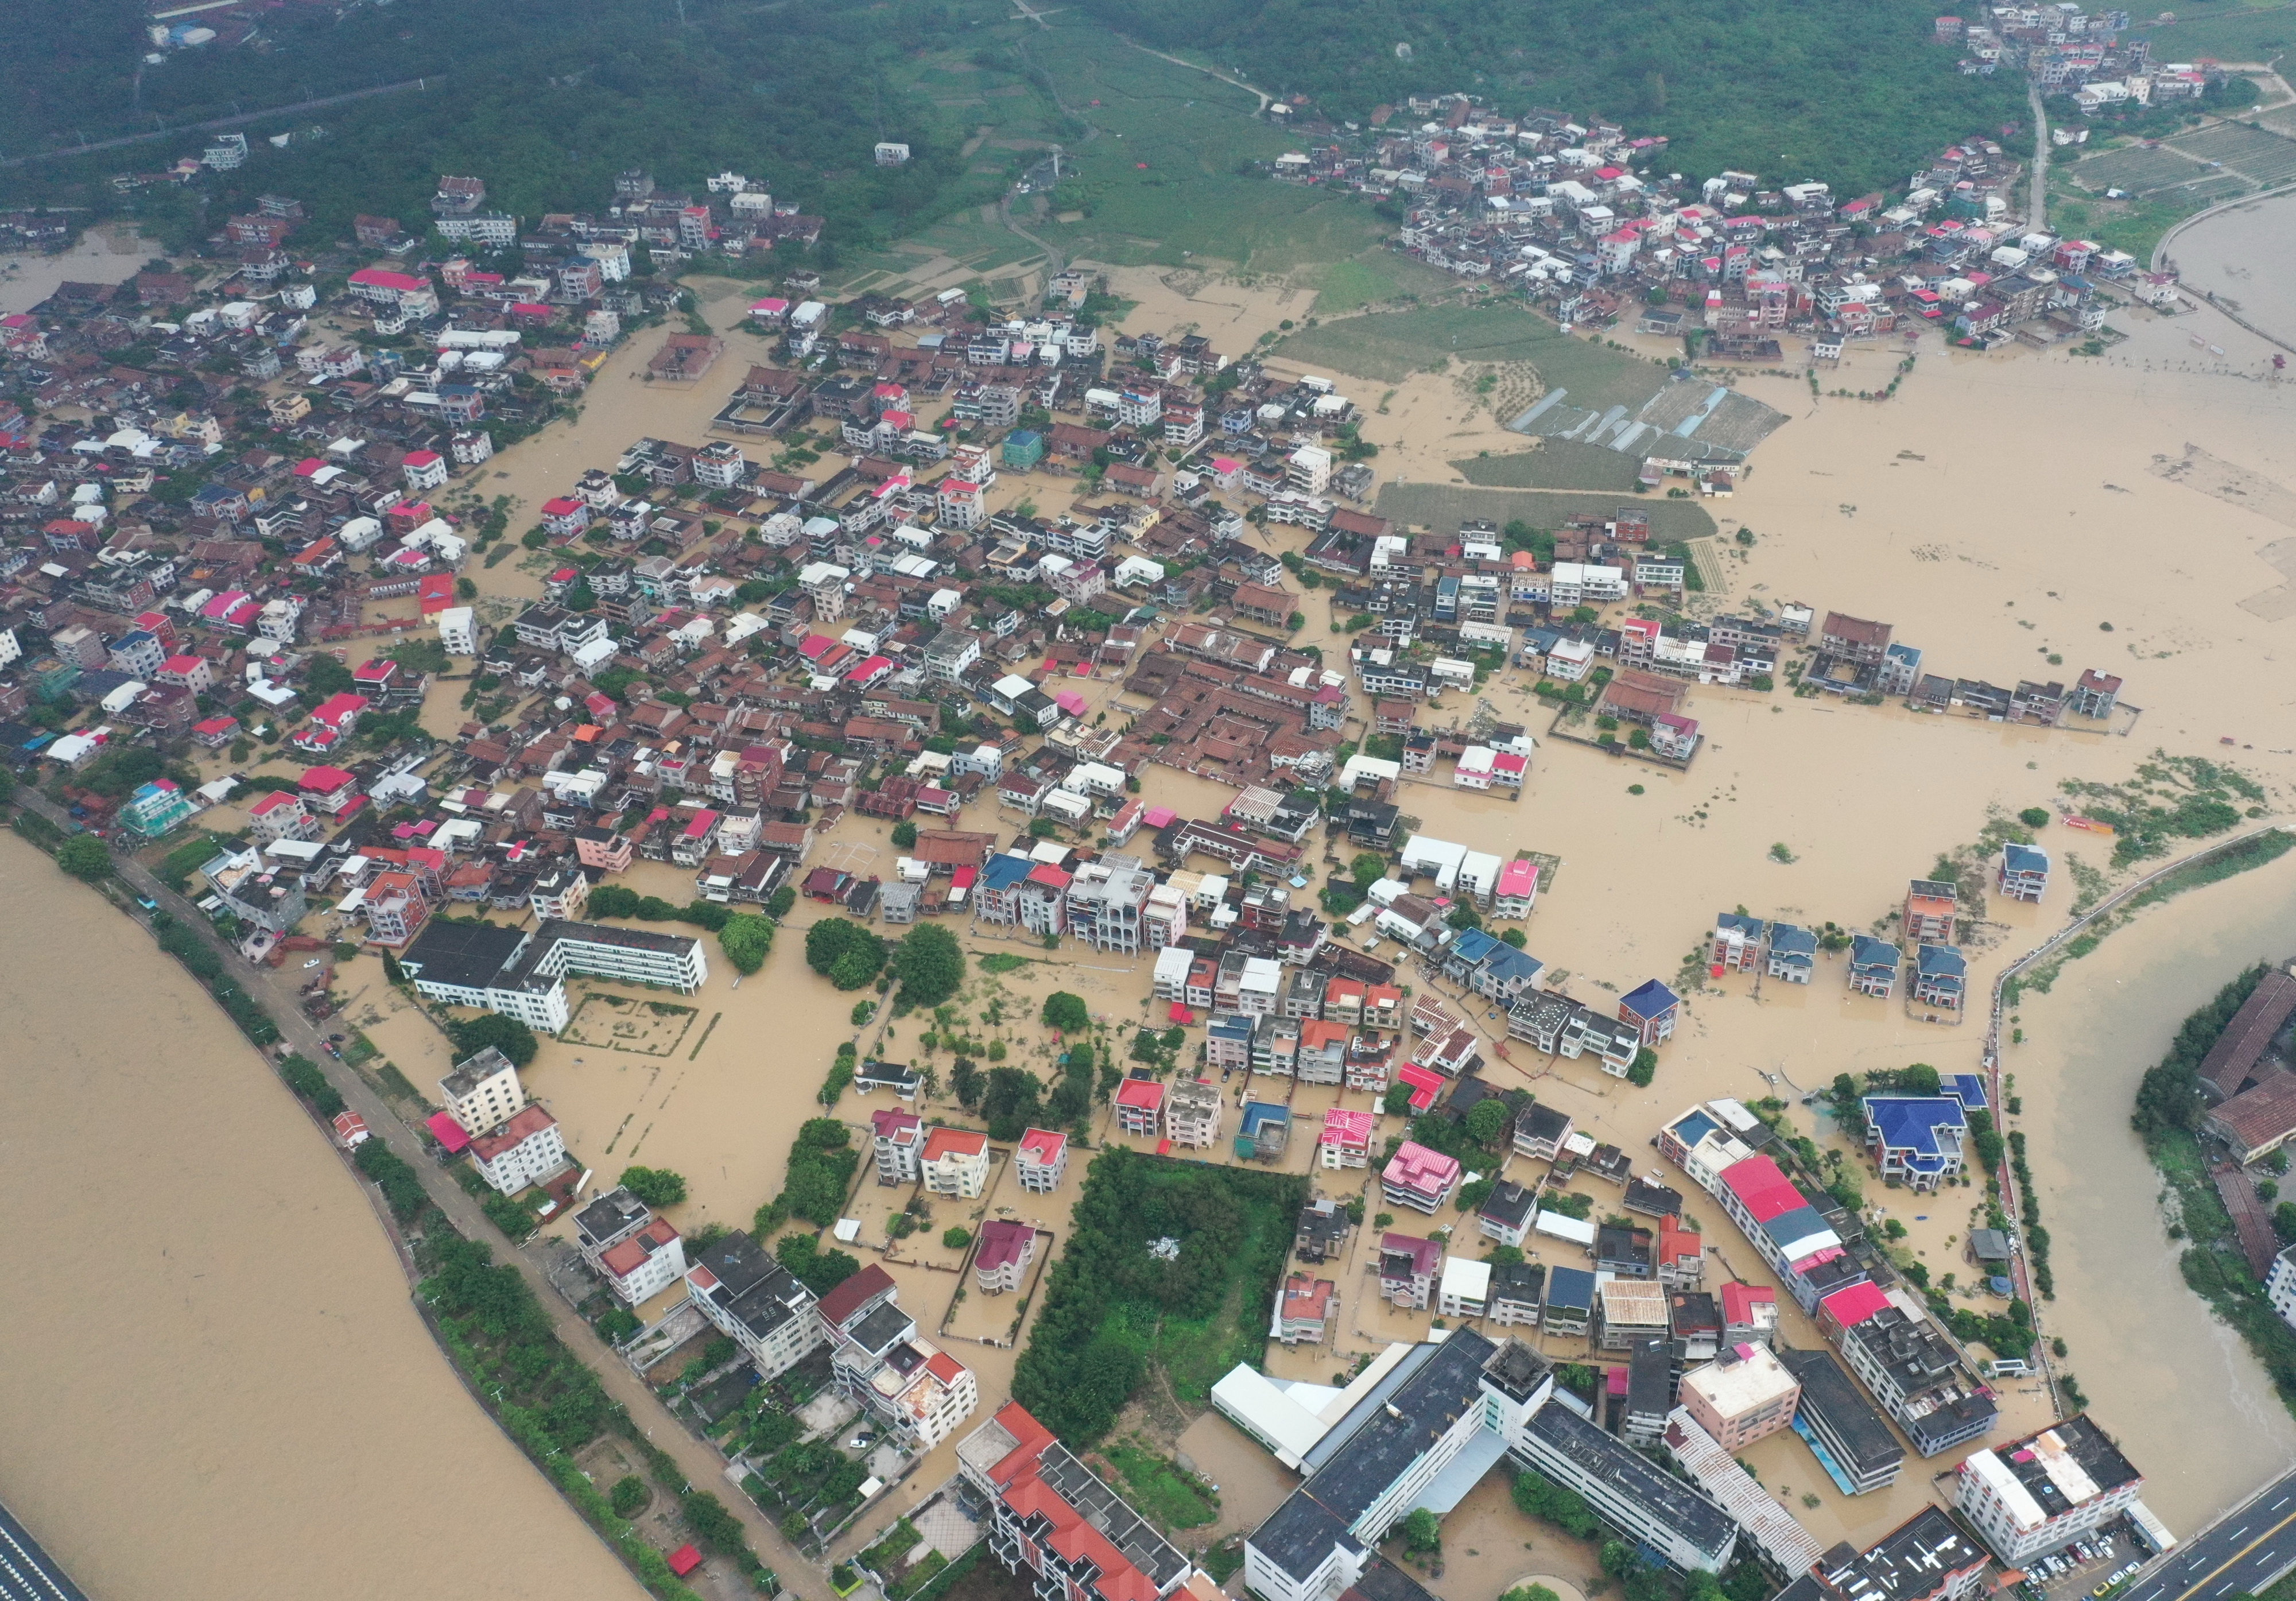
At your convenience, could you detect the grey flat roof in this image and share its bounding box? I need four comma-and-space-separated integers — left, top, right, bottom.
401, 917, 528, 988
1300, 1332, 1494, 1524
1525, 1401, 1737, 1557
1252, 1490, 1364, 1582
1776, 1346, 1904, 1475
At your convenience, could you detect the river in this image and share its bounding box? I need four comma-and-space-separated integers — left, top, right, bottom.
2161, 189, 2296, 349
0, 831, 645, 1601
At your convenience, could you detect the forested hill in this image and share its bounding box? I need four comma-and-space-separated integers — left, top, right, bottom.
0, 0, 990, 252
1072, 0, 2028, 195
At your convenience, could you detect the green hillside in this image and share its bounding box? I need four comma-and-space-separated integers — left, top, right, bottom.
1069, 0, 2029, 195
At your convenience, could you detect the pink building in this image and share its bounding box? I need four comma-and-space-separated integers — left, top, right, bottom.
1380, 1139, 1461, 1214
1318, 1108, 1374, 1170
974, 1219, 1038, 1294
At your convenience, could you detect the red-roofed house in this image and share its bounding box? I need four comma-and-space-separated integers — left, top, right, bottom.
668, 1546, 703, 1578
922, 1127, 990, 1198
975, 1218, 1039, 1293
957, 1402, 1195, 1601
1114, 1077, 1165, 1137
156, 653, 215, 695
599, 1218, 686, 1305
1721, 1281, 1779, 1347
541, 497, 590, 537
1718, 1155, 1804, 1223
1816, 1281, 1893, 1340
425, 1110, 472, 1154
1658, 1216, 1705, 1287
300, 765, 363, 815
468, 1104, 568, 1195
1015, 1127, 1068, 1193
1277, 1274, 1336, 1344
191, 714, 241, 749
873, 1106, 926, 1184
248, 788, 321, 844
402, 449, 448, 491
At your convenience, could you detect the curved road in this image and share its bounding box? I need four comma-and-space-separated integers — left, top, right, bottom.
2029, 81, 2051, 231
18, 797, 829, 1601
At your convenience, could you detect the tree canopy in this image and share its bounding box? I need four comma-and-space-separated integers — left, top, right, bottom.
57, 835, 110, 881
619, 1165, 688, 1207
805, 918, 886, 991
718, 913, 774, 975
1041, 991, 1091, 1033
448, 1013, 538, 1068
891, 924, 966, 1008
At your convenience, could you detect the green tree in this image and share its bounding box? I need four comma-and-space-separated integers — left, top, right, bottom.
806, 918, 886, 989
892, 923, 966, 1007
1383, 1083, 1416, 1117
1397, 1508, 1441, 1553
1500, 927, 1527, 948
302, 654, 355, 700
448, 1013, 537, 1068
610, 1475, 649, 1517
1465, 1098, 1512, 1149
718, 912, 774, 974
943, 1226, 974, 1250
1627, 1048, 1657, 1087
1351, 852, 1386, 887
2276, 1201, 2296, 1244
775, 1231, 863, 1296
891, 820, 918, 848
1901, 1061, 1942, 1098
57, 834, 110, 881
2019, 807, 2051, 829
1042, 991, 1091, 1032
766, 885, 797, 919
619, 1165, 688, 1207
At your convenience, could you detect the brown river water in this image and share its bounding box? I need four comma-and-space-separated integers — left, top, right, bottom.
7, 259, 2296, 1588
0, 832, 645, 1601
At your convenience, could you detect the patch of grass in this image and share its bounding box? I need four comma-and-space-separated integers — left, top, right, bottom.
979, 952, 1033, 974
1273, 302, 1663, 406
1103, 1439, 1220, 1530
1375, 482, 1716, 541
1455, 441, 1646, 492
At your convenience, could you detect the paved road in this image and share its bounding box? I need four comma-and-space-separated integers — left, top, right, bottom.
2123, 1468, 2296, 1601
21, 798, 829, 1600
2029, 80, 2051, 231
0, 76, 441, 168
0, 1498, 90, 1601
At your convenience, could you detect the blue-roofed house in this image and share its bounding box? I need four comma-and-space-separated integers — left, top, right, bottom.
1861, 1095, 1969, 1190
1999, 842, 2050, 903
972, 852, 1036, 925
1445, 928, 1546, 1002
1238, 1100, 1292, 1161
1207, 1014, 1255, 1071
1765, 921, 1818, 984
1848, 934, 1900, 997
1543, 1265, 1598, 1336
1712, 911, 1763, 972
1619, 979, 1681, 1046
1943, 1073, 1988, 1111
1913, 944, 1967, 1010
120, 777, 196, 838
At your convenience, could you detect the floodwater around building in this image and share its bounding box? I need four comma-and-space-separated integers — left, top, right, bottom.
0, 831, 645, 1601
0, 223, 149, 315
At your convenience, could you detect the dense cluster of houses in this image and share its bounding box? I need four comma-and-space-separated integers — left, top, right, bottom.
1941, 3, 2231, 117
1272, 94, 2170, 351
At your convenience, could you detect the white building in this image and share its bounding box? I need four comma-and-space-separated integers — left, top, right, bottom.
1953, 1416, 2147, 1564
1014, 1127, 1067, 1193
598, 1217, 687, 1305
687, 1231, 825, 1381
436, 604, 478, 656
468, 1104, 568, 1195
439, 1045, 525, 1136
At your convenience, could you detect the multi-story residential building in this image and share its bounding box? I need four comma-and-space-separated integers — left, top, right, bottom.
1722, 1283, 1779, 1349
921, 1127, 990, 1198
687, 1231, 824, 1381
1903, 879, 1958, 942
1678, 1343, 1801, 1449
1376, 1232, 1442, 1311
1380, 1141, 1460, 1214
469, 1104, 568, 1195
1478, 1180, 1539, 1248
1014, 1127, 1068, 1193
1618, 979, 1681, 1047
1661, 1409, 1827, 1578
1064, 856, 1155, 953
1823, 1286, 1996, 1456
439, 1045, 525, 1135
1114, 1077, 1165, 1137
1318, 1108, 1374, 1170
1765, 921, 1817, 983
1514, 1102, 1574, 1161
975, 1219, 1038, 1294
2271, 1243, 2296, 1331
820, 1265, 980, 1450
200, 847, 308, 935
528, 864, 590, 921
1953, 1416, 2146, 1565
1777, 1509, 1989, 1601
2000, 842, 2050, 903
1165, 1079, 1223, 1148
872, 1107, 926, 1184
959, 1405, 1197, 1601
1278, 1274, 1336, 1345
1774, 1343, 1903, 1493
1860, 1095, 1968, 1190
1913, 943, 1967, 1010
1489, 1261, 1546, 1327
597, 1216, 686, 1305
1543, 1267, 1596, 1338
1599, 1280, 1670, 1352
1438, 1257, 1490, 1320
1849, 935, 1901, 998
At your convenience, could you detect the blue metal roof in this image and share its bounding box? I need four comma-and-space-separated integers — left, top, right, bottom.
979, 854, 1034, 890
1917, 943, 1966, 978
1620, 978, 1679, 1017
1945, 1073, 1988, 1111
1767, 921, 1818, 959
1669, 1108, 1720, 1149
1849, 933, 1899, 970
2003, 843, 2049, 874
1862, 1096, 1968, 1162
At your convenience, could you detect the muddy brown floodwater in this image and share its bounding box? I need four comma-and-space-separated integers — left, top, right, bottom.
0, 832, 644, 1601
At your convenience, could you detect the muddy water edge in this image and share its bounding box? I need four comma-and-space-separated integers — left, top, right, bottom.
0, 831, 645, 1601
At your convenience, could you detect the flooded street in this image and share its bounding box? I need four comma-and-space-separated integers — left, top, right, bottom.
0, 833, 644, 1601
